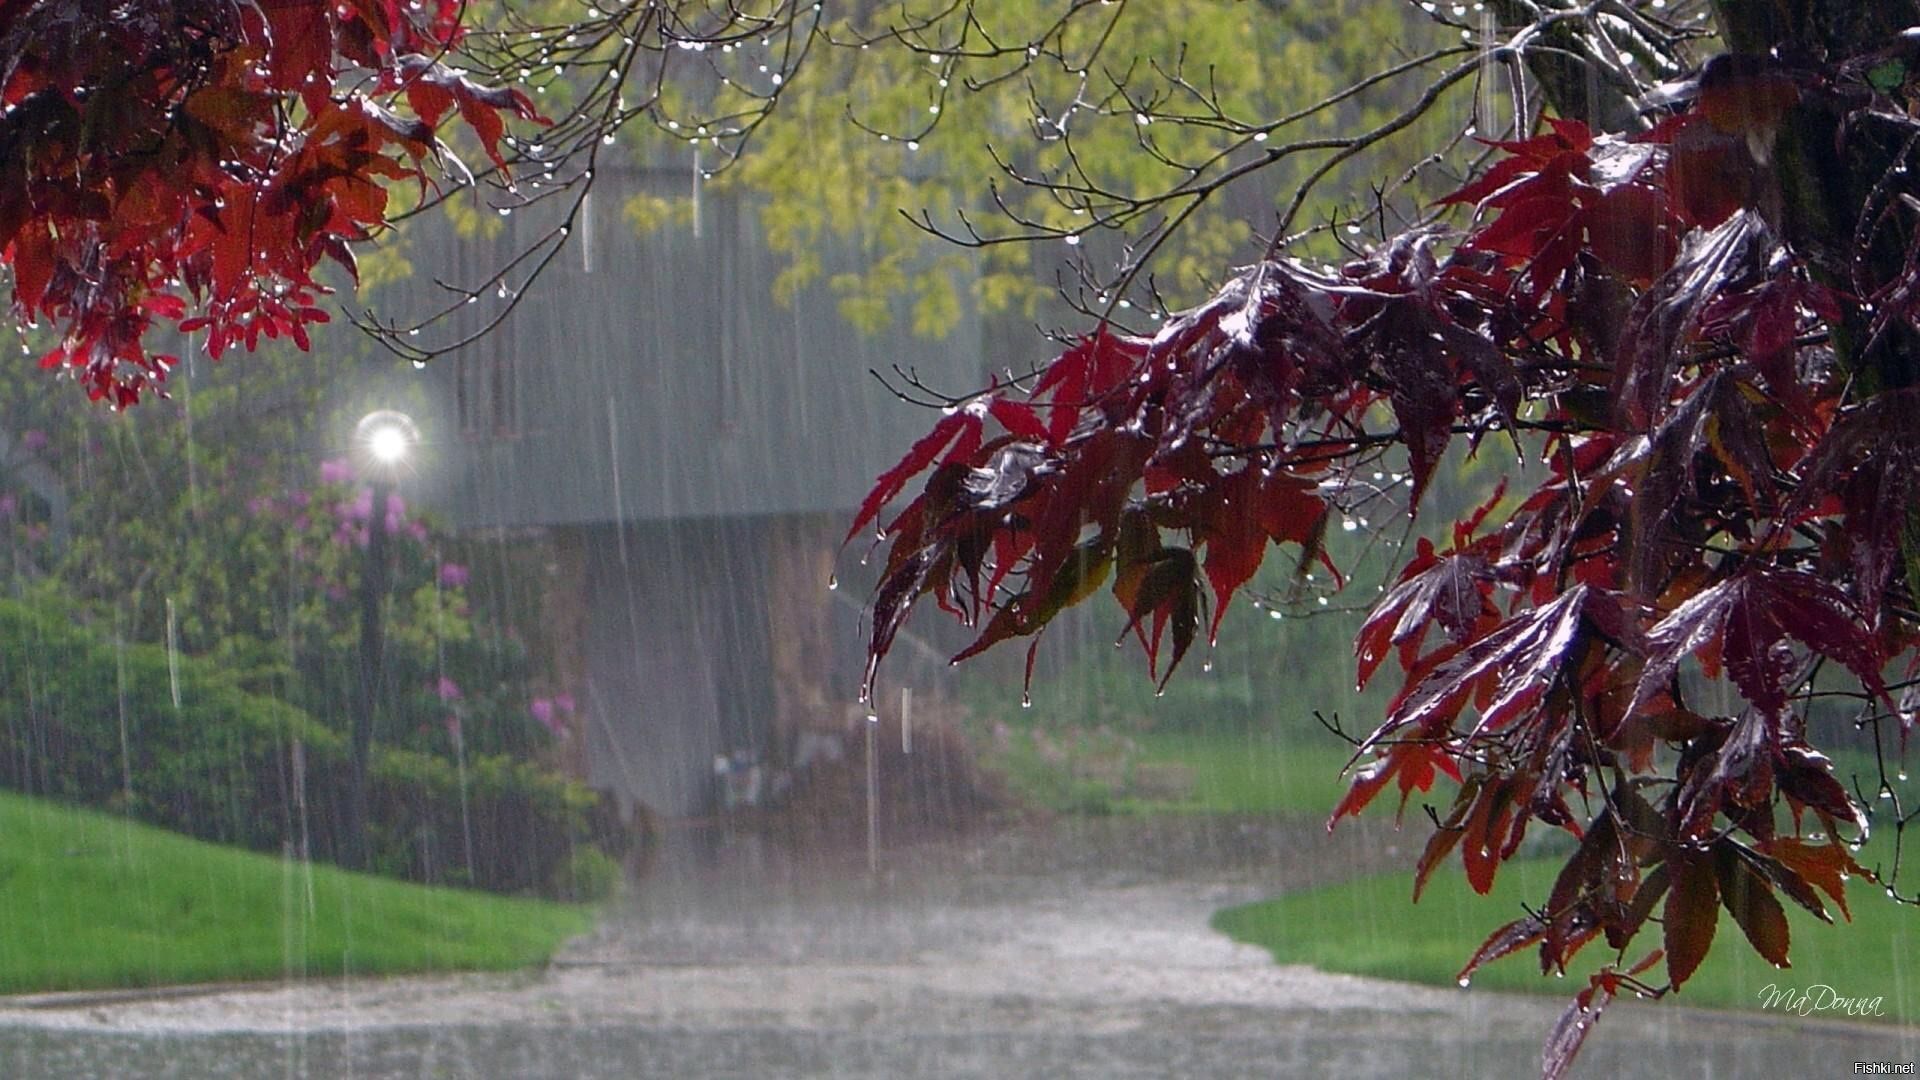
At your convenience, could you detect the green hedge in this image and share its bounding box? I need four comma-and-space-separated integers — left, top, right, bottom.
0, 597, 615, 896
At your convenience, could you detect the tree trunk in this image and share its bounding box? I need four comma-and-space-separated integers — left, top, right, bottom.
1714, 0, 1920, 389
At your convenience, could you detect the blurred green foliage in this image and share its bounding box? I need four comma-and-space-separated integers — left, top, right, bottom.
520, 0, 1469, 339
0, 594, 615, 895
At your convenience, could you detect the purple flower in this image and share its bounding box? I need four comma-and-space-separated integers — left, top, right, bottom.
385, 492, 405, 519
319, 458, 353, 485
436, 676, 463, 702
554, 693, 576, 715
384, 511, 402, 533
438, 562, 470, 588
530, 698, 562, 736
289, 489, 310, 509
245, 496, 270, 516
19, 429, 47, 454
349, 488, 374, 521
0, 494, 14, 519
407, 521, 429, 543
444, 715, 463, 741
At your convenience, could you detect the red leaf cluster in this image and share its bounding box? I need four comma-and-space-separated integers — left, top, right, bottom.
857, 61, 1920, 1073
0, 0, 542, 405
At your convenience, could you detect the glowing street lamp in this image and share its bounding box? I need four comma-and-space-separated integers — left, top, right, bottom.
344, 410, 418, 870
354, 409, 420, 477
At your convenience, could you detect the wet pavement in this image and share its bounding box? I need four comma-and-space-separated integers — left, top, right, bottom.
2, 815, 1915, 1078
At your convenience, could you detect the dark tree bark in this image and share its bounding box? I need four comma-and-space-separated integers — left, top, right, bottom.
1715, 1, 1920, 388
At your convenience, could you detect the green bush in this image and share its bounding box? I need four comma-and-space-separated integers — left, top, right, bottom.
0, 596, 615, 896
549, 845, 625, 903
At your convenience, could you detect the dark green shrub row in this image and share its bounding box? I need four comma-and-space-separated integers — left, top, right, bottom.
0, 597, 620, 896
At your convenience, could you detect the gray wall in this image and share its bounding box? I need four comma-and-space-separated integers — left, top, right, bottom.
408, 168, 989, 531
399, 169, 990, 817
576, 517, 778, 818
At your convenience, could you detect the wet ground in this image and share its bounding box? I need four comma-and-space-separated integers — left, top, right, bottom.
2, 815, 1915, 1078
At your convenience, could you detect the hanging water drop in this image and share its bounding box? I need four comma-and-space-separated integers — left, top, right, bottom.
827, 575, 839, 591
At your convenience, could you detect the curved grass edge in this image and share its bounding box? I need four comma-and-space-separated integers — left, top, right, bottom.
0, 790, 598, 995
1212, 855, 1919, 1024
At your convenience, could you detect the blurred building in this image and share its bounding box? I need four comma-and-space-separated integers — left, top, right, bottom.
408, 166, 994, 818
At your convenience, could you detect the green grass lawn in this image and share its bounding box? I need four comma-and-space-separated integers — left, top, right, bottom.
0, 790, 597, 994
1214, 853, 1920, 1023
977, 720, 1363, 818
1118, 730, 1359, 816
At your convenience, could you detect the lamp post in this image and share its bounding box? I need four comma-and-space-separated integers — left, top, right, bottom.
344, 410, 418, 871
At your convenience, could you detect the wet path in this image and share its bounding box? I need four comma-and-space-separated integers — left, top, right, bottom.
2, 816, 1915, 1078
